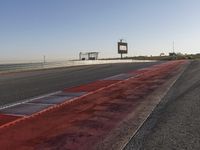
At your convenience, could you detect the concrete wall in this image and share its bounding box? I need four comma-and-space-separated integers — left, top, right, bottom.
0, 59, 157, 74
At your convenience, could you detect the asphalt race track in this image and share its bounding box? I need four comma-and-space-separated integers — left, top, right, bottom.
0, 62, 160, 106
0, 60, 186, 149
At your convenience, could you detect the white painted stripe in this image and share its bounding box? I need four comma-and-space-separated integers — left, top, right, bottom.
0, 91, 61, 111
26, 102, 53, 106
3, 113, 27, 117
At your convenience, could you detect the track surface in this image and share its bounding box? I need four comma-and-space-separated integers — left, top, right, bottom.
0, 61, 187, 150
124, 60, 200, 150
0, 62, 160, 106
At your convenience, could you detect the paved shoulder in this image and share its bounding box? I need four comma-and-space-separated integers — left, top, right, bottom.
124, 61, 200, 150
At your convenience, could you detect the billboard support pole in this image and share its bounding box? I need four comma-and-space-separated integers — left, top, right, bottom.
121, 53, 123, 59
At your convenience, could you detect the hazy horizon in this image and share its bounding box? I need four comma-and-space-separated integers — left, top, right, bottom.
1, 0, 200, 61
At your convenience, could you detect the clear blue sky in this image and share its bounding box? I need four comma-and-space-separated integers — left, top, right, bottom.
0, 0, 200, 62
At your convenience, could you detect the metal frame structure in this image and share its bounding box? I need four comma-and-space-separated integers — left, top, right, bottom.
79, 52, 99, 60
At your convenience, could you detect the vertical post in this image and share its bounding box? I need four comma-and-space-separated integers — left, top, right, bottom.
79, 52, 81, 60
120, 39, 123, 59
43, 55, 46, 64
88, 53, 90, 60
96, 52, 98, 60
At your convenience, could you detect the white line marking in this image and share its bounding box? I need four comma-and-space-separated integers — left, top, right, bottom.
26, 102, 54, 106
0, 91, 61, 111
2, 113, 27, 117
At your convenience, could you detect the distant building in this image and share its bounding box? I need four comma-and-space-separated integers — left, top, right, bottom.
79, 52, 99, 60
